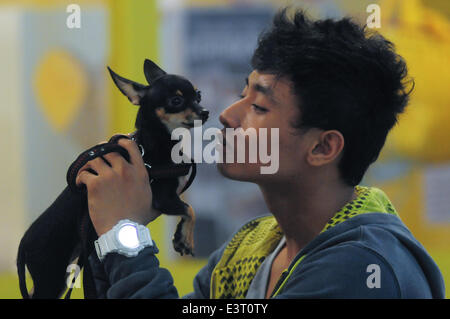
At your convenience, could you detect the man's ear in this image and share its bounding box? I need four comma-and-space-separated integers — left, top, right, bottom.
107, 67, 147, 105
144, 59, 167, 84
307, 130, 344, 166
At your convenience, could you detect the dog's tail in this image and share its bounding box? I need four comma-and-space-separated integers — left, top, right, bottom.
16, 237, 30, 299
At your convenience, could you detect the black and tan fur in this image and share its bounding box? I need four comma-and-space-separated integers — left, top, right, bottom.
16, 59, 208, 299
108, 59, 208, 256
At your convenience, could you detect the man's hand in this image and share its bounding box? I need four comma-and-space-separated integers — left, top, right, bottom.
76, 137, 159, 236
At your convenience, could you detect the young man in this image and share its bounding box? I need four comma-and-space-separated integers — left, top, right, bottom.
77, 9, 445, 298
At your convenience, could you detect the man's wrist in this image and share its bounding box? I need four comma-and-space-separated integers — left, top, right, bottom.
96, 225, 114, 237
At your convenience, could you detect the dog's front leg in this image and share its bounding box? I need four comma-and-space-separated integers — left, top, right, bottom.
172, 205, 196, 256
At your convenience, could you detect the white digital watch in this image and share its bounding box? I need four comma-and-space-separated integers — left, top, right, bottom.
94, 219, 153, 261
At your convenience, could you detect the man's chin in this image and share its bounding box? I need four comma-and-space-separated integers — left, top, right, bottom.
216, 162, 260, 182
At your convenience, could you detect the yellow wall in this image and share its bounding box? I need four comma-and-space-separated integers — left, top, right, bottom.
378, 0, 450, 297
0, 0, 448, 299
0, 0, 205, 298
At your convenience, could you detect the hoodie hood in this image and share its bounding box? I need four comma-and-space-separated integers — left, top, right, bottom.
279, 186, 446, 298
320, 185, 399, 233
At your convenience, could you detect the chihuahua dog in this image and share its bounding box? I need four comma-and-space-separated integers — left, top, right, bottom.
17, 59, 208, 299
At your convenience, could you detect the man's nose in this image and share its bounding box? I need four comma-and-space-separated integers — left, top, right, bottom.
219, 100, 242, 128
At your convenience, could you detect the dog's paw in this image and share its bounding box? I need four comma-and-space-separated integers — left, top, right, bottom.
172, 215, 195, 256
172, 236, 194, 256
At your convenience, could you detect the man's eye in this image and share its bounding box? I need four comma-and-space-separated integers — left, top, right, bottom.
252, 104, 268, 113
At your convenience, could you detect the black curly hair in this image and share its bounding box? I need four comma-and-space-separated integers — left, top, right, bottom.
251, 8, 413, 186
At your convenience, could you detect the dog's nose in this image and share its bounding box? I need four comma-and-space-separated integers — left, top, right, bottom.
200, 109, 209, 122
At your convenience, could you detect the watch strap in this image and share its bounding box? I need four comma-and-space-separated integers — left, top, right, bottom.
137, 224, 153, 245
94, 231, 116, 261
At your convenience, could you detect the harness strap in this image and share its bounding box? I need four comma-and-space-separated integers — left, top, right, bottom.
67, 135, 195, 193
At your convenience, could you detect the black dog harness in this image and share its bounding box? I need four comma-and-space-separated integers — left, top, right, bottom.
66, 134, 196, 195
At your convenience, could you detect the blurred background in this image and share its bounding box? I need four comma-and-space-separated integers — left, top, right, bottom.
0, 0, 449, 298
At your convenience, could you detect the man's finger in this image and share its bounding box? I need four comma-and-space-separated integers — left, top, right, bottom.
76, 157, 106, 178
76, 169, 97, 187
117, 138, 145, 167
87, 157, 110, 174
103, 151, 128, 170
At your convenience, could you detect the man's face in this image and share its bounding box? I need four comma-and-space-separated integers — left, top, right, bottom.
217, 70, 314, 185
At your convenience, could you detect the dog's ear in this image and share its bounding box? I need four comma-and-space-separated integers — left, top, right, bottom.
107, 67, 147, 105
144, 59, 167, 84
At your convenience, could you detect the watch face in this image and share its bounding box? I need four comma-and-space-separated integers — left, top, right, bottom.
117, 223, 140, 249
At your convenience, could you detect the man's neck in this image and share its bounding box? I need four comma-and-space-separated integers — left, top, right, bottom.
258, 177, 356, 262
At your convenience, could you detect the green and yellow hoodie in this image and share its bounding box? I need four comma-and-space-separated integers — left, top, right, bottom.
89, 186, 445, 298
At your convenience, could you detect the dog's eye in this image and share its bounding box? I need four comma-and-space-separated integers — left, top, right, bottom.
169, 96, 184, 107
196, 90, 202, 102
